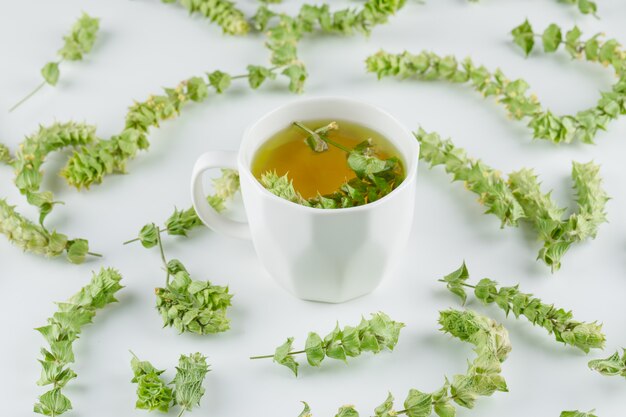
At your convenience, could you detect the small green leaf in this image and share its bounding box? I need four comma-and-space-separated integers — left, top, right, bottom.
347, 152, 388, 177
186, 76, 209, 102
208, 70, 232, 94
298, 402, 313, 417
282, 64, 307, 94
335, 405, 359, 417
542, 24, 562, 53
34, 389, 72, 416
374, 393, 396, 417
588, 349, 626, 377
138, 223, 159, 248
305, 332, 325, 367
434, 400, 456, 417
273, 337, 299, 376
403, 389, 433, 417
511, 20, 535, 56
65, 239, 89, 264
41, 62, 60, 86
440, 261, 469, 304
247, 65, 275, 89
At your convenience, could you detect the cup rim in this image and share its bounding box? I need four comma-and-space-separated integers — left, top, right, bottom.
238, 96, 419, 214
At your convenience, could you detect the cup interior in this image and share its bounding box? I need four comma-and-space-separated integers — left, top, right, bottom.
239, 96, 419, 203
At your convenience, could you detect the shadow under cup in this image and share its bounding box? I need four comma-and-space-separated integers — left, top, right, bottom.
237, 97, 420, 303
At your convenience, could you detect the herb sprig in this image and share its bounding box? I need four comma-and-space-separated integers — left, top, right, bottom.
261, 121, 404, 209
0, 198, 97, 263
414, 129, 608, 271
250, 312, 404, 376
367, 20, 625, 144
10, 13, 100, 112
440, 262, 605, 353
250, 0, 407, 92
34, 268, 124, 416
130, 352, 210, 416
145, 225, 233, 334
12, 122, 98, 225
125, 169, 239, 246
301, 309, 511, 417
62, 65, 290, 189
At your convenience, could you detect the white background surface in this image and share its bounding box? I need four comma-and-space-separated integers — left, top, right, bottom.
1, 0, 625, 416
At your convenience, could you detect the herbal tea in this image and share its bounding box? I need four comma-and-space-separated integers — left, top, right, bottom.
252, 119, 405, 207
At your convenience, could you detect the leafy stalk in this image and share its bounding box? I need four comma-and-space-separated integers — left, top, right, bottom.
130, 352, 210, 416
414, 129, 608, 271
161, 0, 249, 35
151, 226, 233, 334
588, 349, 626, 379
34, 268, 124, 416
10, 13, 100, 112
125, 169, 240, 246
250, 312, 404, 376
61, 65, 287, 189
301, 309, 511, 417
367, 21, 625, 144
0, 198, 97, 263
0, 123, 101, 261
12, 122, 98, 224
251, 0, 407, 93
440, 262, 605, 353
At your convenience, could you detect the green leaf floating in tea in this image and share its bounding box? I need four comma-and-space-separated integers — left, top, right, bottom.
259, 120, 405, 208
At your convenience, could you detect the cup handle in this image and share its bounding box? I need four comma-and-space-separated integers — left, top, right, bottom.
190, 151, 251, 240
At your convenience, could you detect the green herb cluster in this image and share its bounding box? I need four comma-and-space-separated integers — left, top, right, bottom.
147, 225, 233, 334
588, 349, 626, 379
250, 0, 407, 92
367, 20, 626, 144
34, 268, 124, 416
157, 258, 233, 335
413, 129, 608, 271
261, 121, 404, 209
0, 198, 94, 263
127, 169, 240, 246
511, 20, 626, 143
0, 123, 103, 262
251, 312, 404, 376
130, 352, 210, 416
440, 262, 605, 353
300, 309, 511, 417
161, 0, 249, 35
13, 122, 97, 224
61, 65, 289, 189
11, 13, 100, 112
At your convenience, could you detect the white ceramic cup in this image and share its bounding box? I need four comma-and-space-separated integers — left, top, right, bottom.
191, 97, 419, 303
